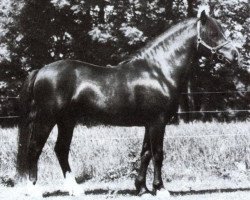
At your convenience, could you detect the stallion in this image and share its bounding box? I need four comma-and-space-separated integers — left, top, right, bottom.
17, 11, 239, 197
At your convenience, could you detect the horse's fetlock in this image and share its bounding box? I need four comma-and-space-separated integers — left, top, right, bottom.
153, 180, 164, 190
135, 176, 145, 189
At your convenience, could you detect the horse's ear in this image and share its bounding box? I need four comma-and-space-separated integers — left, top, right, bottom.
200, 10, 207, 25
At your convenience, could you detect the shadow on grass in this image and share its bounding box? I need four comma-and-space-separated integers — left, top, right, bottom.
0, 177, 15, 187
43, 187, 250, 198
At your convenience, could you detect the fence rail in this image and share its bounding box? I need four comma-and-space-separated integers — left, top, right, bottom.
181, 90, 249, 95
77, 132, 250, 140
177, 110, 250, 114
0, 96, 19, 99
0, 91, 249, 119
0, 116, 20, 119
0, 109, 249, 119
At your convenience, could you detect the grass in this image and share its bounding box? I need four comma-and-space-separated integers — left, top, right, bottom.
0, 121, 250, 189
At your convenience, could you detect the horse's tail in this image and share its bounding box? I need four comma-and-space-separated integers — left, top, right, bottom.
16, 69, 39, 178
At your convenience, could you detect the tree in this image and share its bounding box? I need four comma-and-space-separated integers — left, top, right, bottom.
0, 0, 249, 122
159, 0, 174, 21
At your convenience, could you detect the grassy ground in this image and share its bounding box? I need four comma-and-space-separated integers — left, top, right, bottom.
0, 121, 250, 190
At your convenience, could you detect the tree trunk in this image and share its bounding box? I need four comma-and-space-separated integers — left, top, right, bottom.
187, 0, 195, 17
165, 0, 173, 20
98, 1, 105, 24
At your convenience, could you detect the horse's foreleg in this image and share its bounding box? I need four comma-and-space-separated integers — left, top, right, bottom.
148, 120, 166, 194
135, 127, 151, 195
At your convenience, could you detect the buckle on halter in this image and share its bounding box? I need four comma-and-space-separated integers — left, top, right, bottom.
211, 48, 216, 54
217, 54, 224, 61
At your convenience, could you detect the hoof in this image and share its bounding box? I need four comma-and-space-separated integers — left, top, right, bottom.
141, 192, 153, 199
63, 172, 84, 196
137, 187, 151, 197
15, 176, 41, 197
135, 179, 151, 197
135, 182, 151, 197
155, 189, 170, 200
25, 180, 42, 197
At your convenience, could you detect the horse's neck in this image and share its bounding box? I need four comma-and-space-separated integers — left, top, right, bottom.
135, 19, 198, 87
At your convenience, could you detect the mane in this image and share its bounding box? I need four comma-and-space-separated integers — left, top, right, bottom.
127, 18, 197, 62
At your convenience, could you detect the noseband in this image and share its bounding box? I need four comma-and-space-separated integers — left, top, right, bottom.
197, 20, 231, 63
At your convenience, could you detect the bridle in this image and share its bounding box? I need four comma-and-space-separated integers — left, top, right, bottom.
196, 20, 231, 63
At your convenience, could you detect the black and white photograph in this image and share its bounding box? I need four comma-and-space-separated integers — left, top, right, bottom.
0, 0, 249, 199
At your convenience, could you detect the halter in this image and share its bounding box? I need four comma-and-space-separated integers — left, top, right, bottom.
196, 20, 231, 62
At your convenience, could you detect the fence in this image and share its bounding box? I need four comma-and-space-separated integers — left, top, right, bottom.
0, 91, 249, 120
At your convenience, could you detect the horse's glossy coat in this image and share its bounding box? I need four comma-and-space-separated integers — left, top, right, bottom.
34, 59, 177, 126
17, 12, 239, 196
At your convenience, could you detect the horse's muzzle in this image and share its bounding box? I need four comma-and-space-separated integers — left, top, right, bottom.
217, 48, 240, 65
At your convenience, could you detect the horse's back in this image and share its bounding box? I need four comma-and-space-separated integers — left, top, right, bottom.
33, 60, 118, 117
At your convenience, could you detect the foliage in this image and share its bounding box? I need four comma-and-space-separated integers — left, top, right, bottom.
186, 0, 250, 121
0, 0, 249, 121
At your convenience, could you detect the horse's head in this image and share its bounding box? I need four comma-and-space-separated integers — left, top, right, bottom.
197, 10, 239, 64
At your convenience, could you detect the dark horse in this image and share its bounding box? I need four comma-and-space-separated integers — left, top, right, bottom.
17, 11, 239, 196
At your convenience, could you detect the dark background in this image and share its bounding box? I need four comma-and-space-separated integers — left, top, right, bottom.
0, 0, 249, 126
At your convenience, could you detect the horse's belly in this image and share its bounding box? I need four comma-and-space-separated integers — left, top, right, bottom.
72, 83, 173, 125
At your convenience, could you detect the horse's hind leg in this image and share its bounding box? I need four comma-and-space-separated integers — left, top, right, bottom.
55, 117, 83, 195
135, 127, 152, 195
54, 117, 76, 178
28, 115, 55, 184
